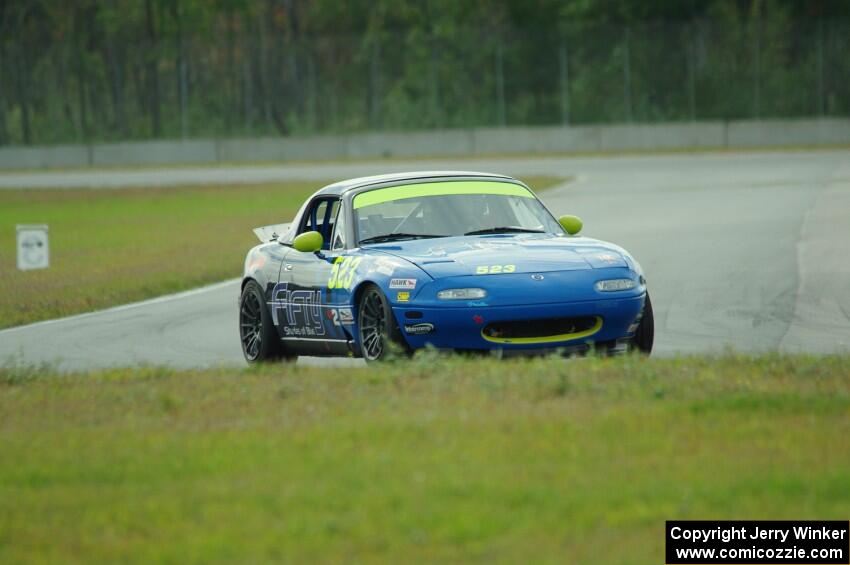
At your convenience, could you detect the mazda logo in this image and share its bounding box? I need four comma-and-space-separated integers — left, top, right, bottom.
531, 274, 544, 281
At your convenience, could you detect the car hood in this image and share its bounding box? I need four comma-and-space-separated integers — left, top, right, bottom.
368, 234, 631, 279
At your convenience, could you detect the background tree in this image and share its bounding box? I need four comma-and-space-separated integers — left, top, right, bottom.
1, 0, 848, 145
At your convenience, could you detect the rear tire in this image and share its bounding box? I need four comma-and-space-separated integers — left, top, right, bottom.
239, 280, 297, 363
357, 284, 409, 362
632, 292, 654, 355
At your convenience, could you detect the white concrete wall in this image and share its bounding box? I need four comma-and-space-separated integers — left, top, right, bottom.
91, 140, 217, 166
216, 135, 349, 162
726, 118, 850, 147
1, 118, 848, 170
0, 144, 91, 169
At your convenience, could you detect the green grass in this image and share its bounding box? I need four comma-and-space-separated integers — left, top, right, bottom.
0, 176, 566, 328
1, 354, 848, 563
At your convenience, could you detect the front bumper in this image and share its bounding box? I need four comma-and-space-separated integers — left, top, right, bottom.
393, 293, 645, 351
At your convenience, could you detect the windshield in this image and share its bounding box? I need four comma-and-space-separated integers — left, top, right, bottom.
353, 181, 563, 244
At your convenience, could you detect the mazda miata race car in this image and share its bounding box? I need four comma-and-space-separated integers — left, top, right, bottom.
239, 171, 653, 363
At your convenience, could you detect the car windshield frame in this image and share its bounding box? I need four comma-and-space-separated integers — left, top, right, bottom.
351, 180, 564, 246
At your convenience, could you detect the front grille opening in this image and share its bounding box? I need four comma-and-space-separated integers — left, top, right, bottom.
483, 316, 599, 340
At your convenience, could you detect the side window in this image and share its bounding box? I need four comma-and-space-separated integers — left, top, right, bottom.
300, 198, 340, 250
332, 204, 347, 251
301, 200, 327, 234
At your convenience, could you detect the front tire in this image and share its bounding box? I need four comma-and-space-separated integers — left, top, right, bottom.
632, 292, 654, 354
357, 284, 409, 362
239, 280, 297, 363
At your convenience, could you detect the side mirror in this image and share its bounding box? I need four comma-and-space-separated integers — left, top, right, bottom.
293, 231, 323, 253
559, 215, 583, 235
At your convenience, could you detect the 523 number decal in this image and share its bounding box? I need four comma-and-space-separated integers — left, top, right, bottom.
475, 264, 516, 275
328, 256, 363, 289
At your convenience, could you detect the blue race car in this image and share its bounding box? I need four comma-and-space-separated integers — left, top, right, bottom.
239, 171, 653, 363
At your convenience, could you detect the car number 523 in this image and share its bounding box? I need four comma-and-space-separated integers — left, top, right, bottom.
476, 264, 516, 275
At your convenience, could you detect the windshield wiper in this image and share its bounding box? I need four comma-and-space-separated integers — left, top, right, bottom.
359, 233, 448, 245
464, 226, 545, 236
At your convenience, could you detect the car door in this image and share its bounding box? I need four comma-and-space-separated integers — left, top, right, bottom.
275, 197, 353, 353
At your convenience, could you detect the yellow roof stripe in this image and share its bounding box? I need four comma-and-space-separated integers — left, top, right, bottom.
352, 181, 534, 209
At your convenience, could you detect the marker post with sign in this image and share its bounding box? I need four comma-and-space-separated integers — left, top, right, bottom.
16, 225, 50, 271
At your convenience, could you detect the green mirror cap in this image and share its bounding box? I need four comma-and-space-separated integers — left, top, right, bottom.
559, 215, 583, 235
293, 231, 323, 253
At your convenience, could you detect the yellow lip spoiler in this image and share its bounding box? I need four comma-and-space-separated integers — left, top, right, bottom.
481, 316, 603, 344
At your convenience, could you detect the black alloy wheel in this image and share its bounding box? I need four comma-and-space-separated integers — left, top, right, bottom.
358, 284, 408, 362
632, 292, 655, 355
240, 286, 264, 361
239, 280, 296, 363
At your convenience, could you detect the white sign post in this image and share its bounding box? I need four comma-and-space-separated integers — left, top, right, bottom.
16, 225, 50, 271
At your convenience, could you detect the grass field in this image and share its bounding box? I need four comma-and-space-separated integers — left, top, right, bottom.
0, 176, 565, 329
1, 354, 848, 563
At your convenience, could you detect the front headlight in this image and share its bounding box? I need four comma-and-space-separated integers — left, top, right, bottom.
437, 288, 487, 300
595, 279, 637, 292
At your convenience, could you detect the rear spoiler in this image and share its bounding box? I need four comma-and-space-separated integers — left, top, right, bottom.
253, 223, 292, 243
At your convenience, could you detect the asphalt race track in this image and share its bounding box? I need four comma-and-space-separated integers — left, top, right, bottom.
2, 150, 849, 371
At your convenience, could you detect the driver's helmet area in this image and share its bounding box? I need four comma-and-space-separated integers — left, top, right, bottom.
405, 194, 515, 236
358, 194, 505, 239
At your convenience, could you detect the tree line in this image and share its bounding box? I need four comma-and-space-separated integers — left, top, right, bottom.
1, 0, 848, 146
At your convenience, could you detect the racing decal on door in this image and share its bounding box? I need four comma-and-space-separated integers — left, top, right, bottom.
328, 256, 363, 290
270, 282, 327, 338
326, 307, 354, 327
338, 307, 354, 325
